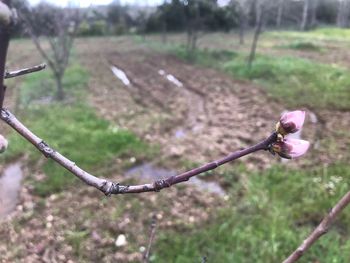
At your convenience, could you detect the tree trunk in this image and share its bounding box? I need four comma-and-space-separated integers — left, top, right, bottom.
161, 21, 167, 44
310, 0, 318, 28
191, 30, 197, 53
337, 0, 349, 28
276, 0, 284, 28
55, 74, 64, 101
247, 2, 264, 69
300, 0, 309, 31
186, 28, 192, 51
238, 6, 245, 44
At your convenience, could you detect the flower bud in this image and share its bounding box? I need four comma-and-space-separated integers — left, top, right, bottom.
0, 134, 8, 153
276, 110, 306, 135
272, 138, 310, 159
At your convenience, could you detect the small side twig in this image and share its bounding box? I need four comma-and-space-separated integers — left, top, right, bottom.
283, 190, 350, 263
0, 108, 277, 196
4, 63, 46, 79
143, 214, 157, 263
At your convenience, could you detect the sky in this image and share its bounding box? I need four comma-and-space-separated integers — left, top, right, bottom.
28, 0, 230, 7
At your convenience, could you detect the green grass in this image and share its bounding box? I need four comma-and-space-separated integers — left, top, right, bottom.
19, 64, 89, 106
153, 164, 350, 263
268, 27, 350, 42
172, 46, 237, 65
3, 64, 149, 196
223, 55, 350, 110
66, 229, 90, 258
277, 41, 322, 52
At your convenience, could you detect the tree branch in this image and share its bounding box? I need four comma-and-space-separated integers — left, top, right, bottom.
0, 0, 12, 108
0, 108, 277, 196
4, 63, 46, 79
283, 190, 350, 263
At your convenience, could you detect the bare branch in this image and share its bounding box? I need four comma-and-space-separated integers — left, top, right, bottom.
283, 190, 350, 263
0, 108, 277, 196
4, 63, 46, 79
0, 0, 12, 108
143, 214, 157, 263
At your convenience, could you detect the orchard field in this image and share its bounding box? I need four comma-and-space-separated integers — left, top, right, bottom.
0, 28, 350, 262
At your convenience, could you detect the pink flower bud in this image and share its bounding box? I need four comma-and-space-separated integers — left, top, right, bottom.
0, 134, 8, 153
272, 138, 310, 159
277, 110, 306, 135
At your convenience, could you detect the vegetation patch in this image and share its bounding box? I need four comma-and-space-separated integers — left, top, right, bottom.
268, 27, 350, 42
172, 46, 237, 65
277, 41, 322, 52
223, 55, 350, 110
154, 164, 350, 262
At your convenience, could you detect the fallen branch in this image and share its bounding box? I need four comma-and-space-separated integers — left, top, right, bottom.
4, 63, 46, 79
0, 108, 277, 195
283, 190, 350, 263
143, 214, 157, 263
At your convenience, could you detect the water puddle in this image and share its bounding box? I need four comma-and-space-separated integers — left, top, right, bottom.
175, 129, 186, 139
0, 162, 23, 218
158, 69, 183, 87
111, 66, 131, 86
125, 163, 226, 196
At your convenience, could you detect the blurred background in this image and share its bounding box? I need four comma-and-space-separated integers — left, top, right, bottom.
0, 0, 350, 262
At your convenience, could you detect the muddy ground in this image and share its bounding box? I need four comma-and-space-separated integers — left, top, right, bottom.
81, 37, 349, 168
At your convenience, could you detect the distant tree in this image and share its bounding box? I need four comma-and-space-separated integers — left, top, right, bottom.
276, 0, 284, 28
107, 2, 132, 34
310, 0, 318, 28
247, 0, 264, 68
136, 10, 148, 40
300, 0, 309, 30
337, 0, 350, 27
232, 0, 253, 44
158, 0, 169, 44
183, 0, 221, 57
17, 2, 82, 100
147, 0, 235, 47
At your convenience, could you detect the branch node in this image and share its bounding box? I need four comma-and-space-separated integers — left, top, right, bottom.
103, 182, 119, 196
104, 182, 130, 195
0, 108, 11, 122
38, 141, 54, 158
154, 179, 170, 192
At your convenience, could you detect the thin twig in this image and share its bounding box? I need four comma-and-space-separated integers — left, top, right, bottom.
283, 190, 350, 263
143, 214, 157, 263
4, 63, 46, 79
0, 108, 277, 196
